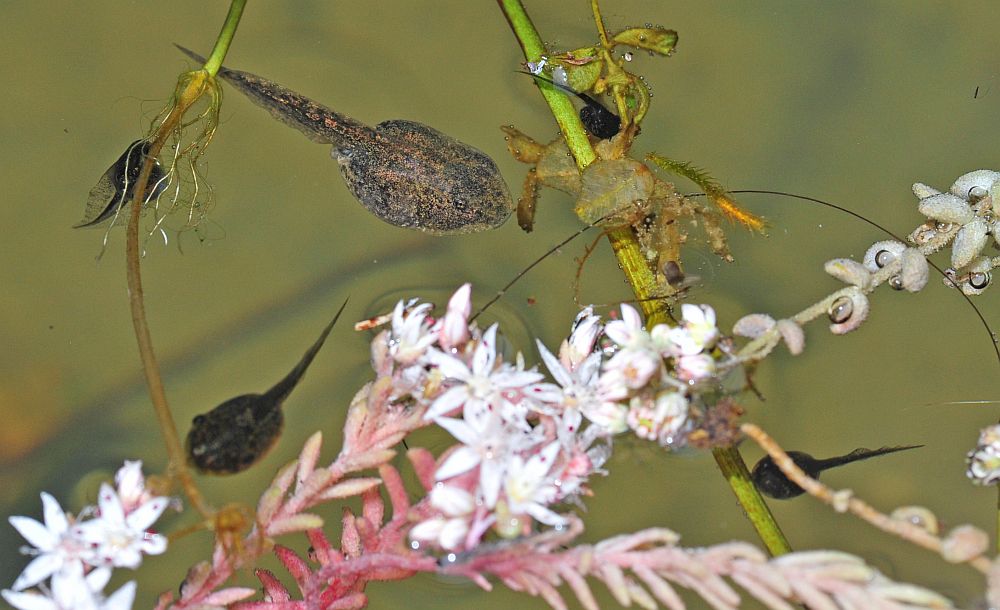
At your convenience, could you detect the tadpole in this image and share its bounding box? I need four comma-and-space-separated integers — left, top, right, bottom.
174, 45, 512, 235
75, 140, 168, 228
751, 444, 923, 499
521, 72, 621, 140
186, 299, 348, 475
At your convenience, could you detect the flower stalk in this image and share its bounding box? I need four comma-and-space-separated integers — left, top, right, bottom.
496, 0, 790, 556
123, 0, 247, 517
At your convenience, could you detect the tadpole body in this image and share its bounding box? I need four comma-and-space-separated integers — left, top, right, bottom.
522, 72, 621, 140
751, 445, 923, 500
186, 300, 348, 474
175, 45, 511, 235
76, 140, 168, 228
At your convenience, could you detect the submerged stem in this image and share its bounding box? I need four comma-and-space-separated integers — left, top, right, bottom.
123, 0, 247, 518
498, 0, 790, 555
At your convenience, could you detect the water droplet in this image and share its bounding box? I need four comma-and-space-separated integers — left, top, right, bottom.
888, 275, 904, 290
623, 51, 633, 61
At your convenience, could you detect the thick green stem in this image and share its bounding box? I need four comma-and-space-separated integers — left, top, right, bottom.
203, 0, 247, 76
713, 447, 791, 556
498, 0, 791, 555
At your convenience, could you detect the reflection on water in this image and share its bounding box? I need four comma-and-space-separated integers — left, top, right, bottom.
1, 1, 999, 608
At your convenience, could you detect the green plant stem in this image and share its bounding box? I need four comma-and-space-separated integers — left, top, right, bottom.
203, 0, 247, 76
498, 0, 791, 556
124, 0, 247, 518
713, 446, 791, 556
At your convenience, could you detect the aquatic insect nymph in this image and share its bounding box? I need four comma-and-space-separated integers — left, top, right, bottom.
176, 45, 512, 235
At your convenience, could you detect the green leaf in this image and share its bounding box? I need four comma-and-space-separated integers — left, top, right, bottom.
613, 27, 678, 56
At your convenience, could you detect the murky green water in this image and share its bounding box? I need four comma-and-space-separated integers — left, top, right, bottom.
1, 2, 998, 608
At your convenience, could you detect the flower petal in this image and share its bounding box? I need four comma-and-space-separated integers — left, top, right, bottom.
435, 446, 481, 480
8, 516, 56, 552
11, 554, 64, 592
125, 497, 169, 532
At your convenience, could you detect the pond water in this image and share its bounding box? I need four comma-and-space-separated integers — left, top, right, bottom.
1, 2, 998, 608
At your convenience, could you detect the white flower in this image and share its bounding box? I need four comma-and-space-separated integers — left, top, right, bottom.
112, 462, 151, 515
9, 493, 89, 592
410, 484, 477, 551
502, 442, 567, 527
73, 483, 168, 570
603, 304, 649, 349
433, 411, 514, 509
601, 347, 660, 390
438, 283, 472, 349
537, 340, 627, 434
389, 301, 437, 365
675, 353, 716, 382
424, 324, 542, 421
627, 392, 688, 443
560, 307, 603, 370
2, 561, 134, 610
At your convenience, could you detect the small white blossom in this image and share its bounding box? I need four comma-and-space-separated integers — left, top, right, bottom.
675, 353, 716, 382
3, 561, 134, 610
433, 411, 514, 509
603, 304, 648, 350
438, 283, 472, 349
389, 301, 437, 365
425, 324, 543, 421
502, 442, 567, 527
627, 392, 689, 443
537, 340, 627, 434
72, 483, 168, 570
9, 493, 89, 592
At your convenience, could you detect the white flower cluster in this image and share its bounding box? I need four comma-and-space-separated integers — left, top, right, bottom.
3, 462, 169, 610
365, 285, 726, 552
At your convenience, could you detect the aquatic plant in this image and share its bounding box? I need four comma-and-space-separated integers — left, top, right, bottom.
7, 1, 1000, 609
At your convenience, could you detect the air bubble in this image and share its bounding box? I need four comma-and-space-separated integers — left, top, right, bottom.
874, 249, 895, 268
970, 272, 991, 290
828, 296, 853, 324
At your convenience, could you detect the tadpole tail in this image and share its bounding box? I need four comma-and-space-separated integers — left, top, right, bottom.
173, 43, 368, 145
263, 298, 350, 405
815, 444, 923, 472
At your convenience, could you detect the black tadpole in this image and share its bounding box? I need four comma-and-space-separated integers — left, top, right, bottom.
75, 140, 168, 228
751, 444, 923, 500
520, 71, 621, 140
186, 299, 349, 474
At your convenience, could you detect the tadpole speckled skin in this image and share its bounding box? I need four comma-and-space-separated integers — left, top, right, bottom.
186, 300, 348, 475
175, 45, 512, 235
751, 445, 922, 500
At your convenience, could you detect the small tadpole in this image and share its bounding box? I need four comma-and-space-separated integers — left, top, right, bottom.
75, 140, 169, 228
186, 299, 349, 474
751, 444, 923, 499
520, 71, 621, 140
